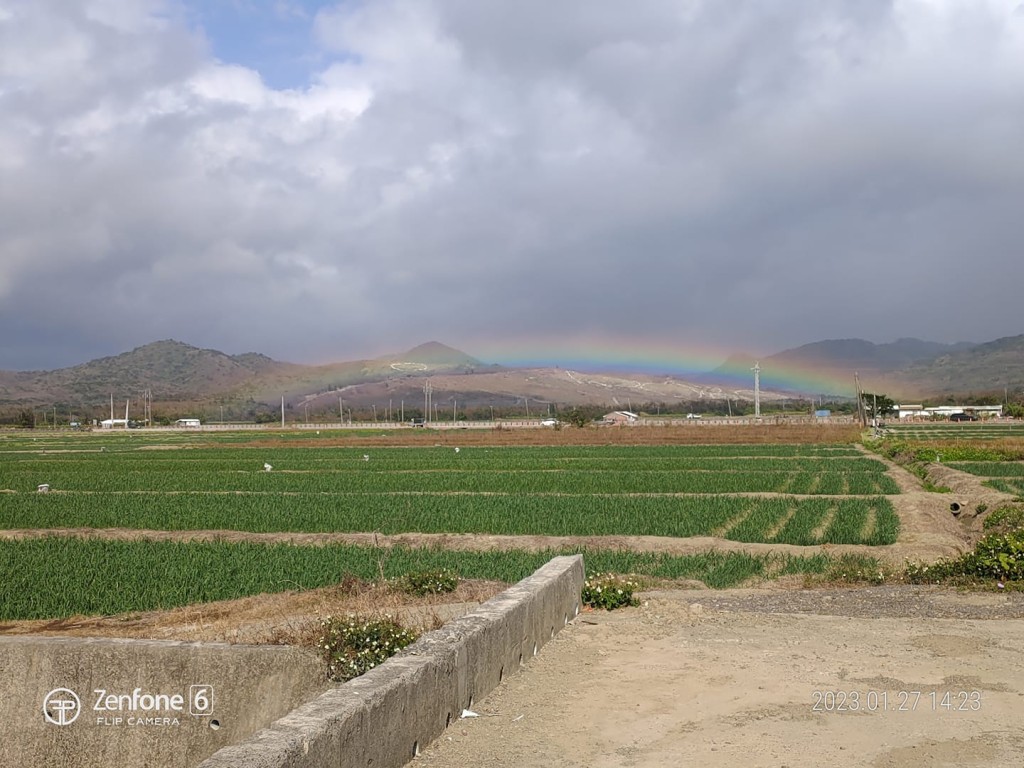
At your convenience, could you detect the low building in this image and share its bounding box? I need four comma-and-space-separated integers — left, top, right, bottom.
925, 405, 1002, 419
894, 404, 926, 419
602, 411, 639, 425
99, 419, 129, 429
896, 404, 1003, 420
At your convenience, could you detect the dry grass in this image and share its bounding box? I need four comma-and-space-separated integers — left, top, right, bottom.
0, 577, 508, 645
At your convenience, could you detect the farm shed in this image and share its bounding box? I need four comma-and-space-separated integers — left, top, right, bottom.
602, 411, 639, 425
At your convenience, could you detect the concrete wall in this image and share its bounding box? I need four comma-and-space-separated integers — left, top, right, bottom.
198, 554, 584, 768
0, 637, 327, 768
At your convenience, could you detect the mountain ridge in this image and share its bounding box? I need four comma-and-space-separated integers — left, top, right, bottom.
1, 334, 1022, 413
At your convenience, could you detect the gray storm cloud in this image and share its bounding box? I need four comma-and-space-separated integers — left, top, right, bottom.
1, 0, 1023, 369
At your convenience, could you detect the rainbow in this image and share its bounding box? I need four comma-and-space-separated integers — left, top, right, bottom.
464, 334, 857, 397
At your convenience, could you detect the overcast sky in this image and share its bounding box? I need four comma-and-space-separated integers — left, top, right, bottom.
2, 0, 1024, 371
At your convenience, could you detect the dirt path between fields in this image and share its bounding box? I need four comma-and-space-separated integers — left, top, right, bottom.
418, 586, 1024, 768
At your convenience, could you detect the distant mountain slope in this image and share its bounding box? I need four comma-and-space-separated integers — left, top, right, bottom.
393, 341, 483, 369
0, 340, 299, 405
767, 337, 974, 372
243, 341, 493, 403
0, 340, 493, 408
700, 337, 1004, 398
886, 334, 1024, 397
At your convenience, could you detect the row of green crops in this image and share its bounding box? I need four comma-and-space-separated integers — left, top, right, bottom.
0, 493, 899, 545
985, 479, 1024, 495
946, 462, 1024, 496
0, 444, 893, 495
0, 452, 887, 471
885, 423, 1024, 440
0, 436, 866, 457
0, 537, 837, 620
0, 469, 899, 495
947, 462, 1024, 478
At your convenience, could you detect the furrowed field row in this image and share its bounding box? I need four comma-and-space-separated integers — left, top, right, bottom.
0, 442, 865, 458
985, 479, 1024, 495
947, 462, 1024, 477
720, 498, 894, 545
0, 493, 898, 544
885, 427, 1024, 440
0, 538, 839, 620
0, 455, 888, 473
0, 470, 900, 495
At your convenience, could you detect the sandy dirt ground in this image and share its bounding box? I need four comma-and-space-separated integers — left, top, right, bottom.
418, 587, 1024, 768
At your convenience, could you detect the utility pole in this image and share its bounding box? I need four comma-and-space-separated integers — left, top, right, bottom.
854, 373, 866, 428
751, 362, 761, 418
281, 396, 285, 428
453, 399, 457, 423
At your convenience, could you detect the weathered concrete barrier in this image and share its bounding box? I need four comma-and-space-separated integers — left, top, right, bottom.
198, 555, 584, 768
0, 636, 327, 768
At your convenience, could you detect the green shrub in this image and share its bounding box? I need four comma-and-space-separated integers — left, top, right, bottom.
906, 530, 1024, 584
318, 614, 418, 682
581, 573, 640, 610
983, 505, 1024, 533
398, 568, 459, 596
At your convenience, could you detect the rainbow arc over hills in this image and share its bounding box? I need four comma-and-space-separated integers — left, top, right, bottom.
473, 336, 856, 397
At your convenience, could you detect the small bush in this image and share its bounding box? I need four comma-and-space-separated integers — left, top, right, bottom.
811, 553, 888, 585
581, 572, 640, 610
399, 568, 459, 596
906, 529, 1024, 584
318, 614, 418, 682
335, 572, 368, 596
983, 505, 1024, 534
